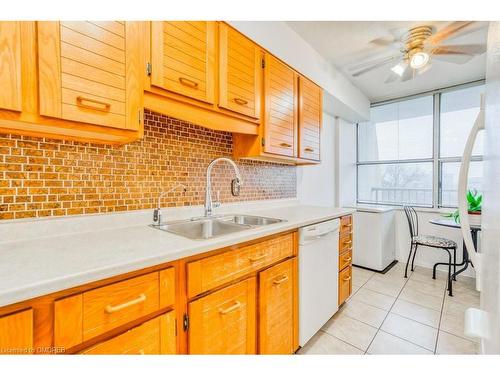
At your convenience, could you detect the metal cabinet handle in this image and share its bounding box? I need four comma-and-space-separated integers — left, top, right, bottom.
304, 147, 315, 152
178, 77, 199, 88
273, 274, 289, 285
279, 142, 292, 148
76, 96, 111, 112
343, 276, 352, 282
248, 253, 267, 262
344, 240, 352, 245
344, 257, 352, 262
233, 98, 248, 105
219, 300, 241, 315
105, 294, 146, 313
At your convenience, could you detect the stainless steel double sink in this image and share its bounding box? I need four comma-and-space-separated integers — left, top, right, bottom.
151, 214, 284, 240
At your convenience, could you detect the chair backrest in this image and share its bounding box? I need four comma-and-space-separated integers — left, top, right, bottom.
403, 205, 419, 239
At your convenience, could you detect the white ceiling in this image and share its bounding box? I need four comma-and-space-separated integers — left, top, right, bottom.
286, 21, 488, 103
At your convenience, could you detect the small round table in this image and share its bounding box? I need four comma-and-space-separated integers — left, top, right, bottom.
428, 218, 481, 279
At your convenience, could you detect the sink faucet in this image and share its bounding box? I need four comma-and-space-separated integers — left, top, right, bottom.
204, 158, 242, 217
153, 183, 187, 226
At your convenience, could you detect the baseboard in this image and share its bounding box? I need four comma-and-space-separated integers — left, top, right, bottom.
353, 260, 398, 274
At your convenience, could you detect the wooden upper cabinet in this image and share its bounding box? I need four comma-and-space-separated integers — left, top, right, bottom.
37, 21, 142, 131
259, 259, 296, 354
188, 277, 256, 354
218, 23, 261, 119
0, 309, 33, 354
263, 54, 298, 157
298, 75, 322, 161
0, 22, 22, 112
150, 21, 216, 104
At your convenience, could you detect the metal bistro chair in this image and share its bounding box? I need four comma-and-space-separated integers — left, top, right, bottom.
403, 206, 457, 296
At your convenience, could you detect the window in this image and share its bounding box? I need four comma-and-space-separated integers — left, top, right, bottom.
439, 84, 484, 207
357, 82, 484, 208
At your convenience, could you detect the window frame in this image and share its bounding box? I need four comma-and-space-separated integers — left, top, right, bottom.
356, 79, 485, 208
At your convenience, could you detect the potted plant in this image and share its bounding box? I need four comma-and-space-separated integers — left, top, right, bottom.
444, 189, 482, 225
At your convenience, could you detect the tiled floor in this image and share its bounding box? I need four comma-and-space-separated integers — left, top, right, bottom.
299, 262, 481, 355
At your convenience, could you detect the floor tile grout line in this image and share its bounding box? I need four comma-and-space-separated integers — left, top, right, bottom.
434, 279, 448, 354
362, 265, 413, 354
319, 327, 368, 353
377, 328, 435, 353
388, 310, 439, 330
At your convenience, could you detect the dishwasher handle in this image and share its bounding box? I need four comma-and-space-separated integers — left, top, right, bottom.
300, 220, 340, 243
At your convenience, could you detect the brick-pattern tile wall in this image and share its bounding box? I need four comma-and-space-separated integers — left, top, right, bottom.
0, 110, 296, 220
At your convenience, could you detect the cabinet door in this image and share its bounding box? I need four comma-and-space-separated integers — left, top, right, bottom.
0, 309, 33, 354
151, 21, 216, 104
218, 23, 261, 119
188, 277, 256, 354
38, 21, 142, 130
0, 21, 22, 111
298, 75, 322, 161
82, 311, 176, 354
259, 258, 296, 354
264, 54, 297, 157
338, 266, 352, 306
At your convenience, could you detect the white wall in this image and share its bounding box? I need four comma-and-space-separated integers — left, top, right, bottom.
336, 118, 357, 207
228, 21, 370, 123
297, 113, 335, 206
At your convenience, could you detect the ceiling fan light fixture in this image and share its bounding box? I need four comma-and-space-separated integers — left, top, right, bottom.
410, 51, 430, 69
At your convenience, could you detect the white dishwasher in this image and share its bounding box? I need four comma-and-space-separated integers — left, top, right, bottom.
298, 219, 340, 347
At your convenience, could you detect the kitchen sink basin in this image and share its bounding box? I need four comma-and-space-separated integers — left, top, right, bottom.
151, 214, 284, 240
218, 214, 283, 226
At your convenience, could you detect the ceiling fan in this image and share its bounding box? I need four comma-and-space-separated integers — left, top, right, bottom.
348, 22, 486, 83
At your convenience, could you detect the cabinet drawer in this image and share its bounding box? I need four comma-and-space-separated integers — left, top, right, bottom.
0, 309, 33, 354
339, 233, 353, 254
259, 258, 296, 354
187, 233, 295, 298
340, 215, 353, 234
82, 272, 160, 341
188, 277, 256, 354
339, 249, 352, 271
82, 311, 176, 354
338, 266, 352, 306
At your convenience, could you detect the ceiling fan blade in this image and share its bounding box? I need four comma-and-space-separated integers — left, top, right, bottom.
432, 53, 475, 65
426, 21, 475, 45
431, 44, 486, 56
370, 36, 402, 49
349, 55, 401, 77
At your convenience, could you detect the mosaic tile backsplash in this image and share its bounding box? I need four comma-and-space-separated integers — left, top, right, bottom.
0, 110, 296, 220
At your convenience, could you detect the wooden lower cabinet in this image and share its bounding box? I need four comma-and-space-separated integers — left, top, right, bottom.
258, 258, 297, 354
0, 231, 299, 355
188, 277, 257, 354
338, 214, 354, 306
82, 311, 176, 354
338, 265, 352, 306
0, 309, 33, 354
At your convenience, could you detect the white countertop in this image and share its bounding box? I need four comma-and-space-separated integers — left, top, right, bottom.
346, 204, 397, 213
0, 203, 354, 308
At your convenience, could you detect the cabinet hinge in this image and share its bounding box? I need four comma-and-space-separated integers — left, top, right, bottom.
261, 59, 265, 69
138, 109, 142, 124
175, 318, 178, 336
261, 137, 265, 147
146, 62, 152, 76
183, 313, 189, 332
